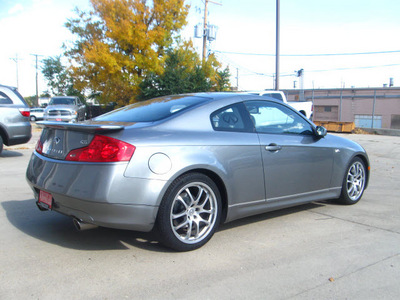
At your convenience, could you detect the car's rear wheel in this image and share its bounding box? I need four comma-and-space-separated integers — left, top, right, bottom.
30, 116, 36, 122
157, 173, 221, 251
337, 157, 367, 205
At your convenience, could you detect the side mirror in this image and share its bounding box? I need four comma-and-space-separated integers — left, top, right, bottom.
315, 126, 327, 138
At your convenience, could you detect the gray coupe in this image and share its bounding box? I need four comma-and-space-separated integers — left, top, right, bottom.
26, 93, 369, 251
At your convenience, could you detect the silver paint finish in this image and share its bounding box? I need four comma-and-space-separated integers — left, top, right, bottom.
26, 93, 370, 233
148, 153, 172, 175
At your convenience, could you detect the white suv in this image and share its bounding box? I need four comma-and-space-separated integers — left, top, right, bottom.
0, 84, 32, 154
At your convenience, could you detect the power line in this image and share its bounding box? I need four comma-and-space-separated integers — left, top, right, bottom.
216, 50, 400, 78
306, 63, 400, 73
213, 49, 400, 57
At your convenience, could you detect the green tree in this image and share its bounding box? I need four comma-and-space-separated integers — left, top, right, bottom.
41, 56, 84, 101
65, 0, 190, 106
41, 56, 70, 95
24, 96, 36, 107
139, 43, 231, 100
215, 66, 231, 92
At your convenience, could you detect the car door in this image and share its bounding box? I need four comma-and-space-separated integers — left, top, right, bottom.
244, 100, 334, 204
210, 102, 266, 209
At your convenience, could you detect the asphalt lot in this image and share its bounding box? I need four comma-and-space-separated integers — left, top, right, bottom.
1, 130, 399, 299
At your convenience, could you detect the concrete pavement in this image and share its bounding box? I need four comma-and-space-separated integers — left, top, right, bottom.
0, 133, 399, 299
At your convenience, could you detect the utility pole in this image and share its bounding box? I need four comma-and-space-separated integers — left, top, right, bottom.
10, 54, 20, 89
31, 54, 43, 107
202, 0, 209, 62
202, 0, 221, 62
275, 0, 280, 90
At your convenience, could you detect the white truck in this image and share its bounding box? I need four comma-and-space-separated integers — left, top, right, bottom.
247, 91, 313, 120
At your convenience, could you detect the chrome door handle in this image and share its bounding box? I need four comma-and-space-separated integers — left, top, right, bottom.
265, 144, 282, 152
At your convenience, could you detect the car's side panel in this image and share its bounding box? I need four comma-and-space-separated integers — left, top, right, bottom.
258, 133, 335, 200
124, 131, 265, 208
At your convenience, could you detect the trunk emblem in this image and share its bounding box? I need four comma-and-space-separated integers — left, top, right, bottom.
54, 137, 61, 144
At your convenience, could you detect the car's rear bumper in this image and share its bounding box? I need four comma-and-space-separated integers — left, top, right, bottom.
32, 188, 159, 231
5, 121, 32, 146
26, 152, 168, 232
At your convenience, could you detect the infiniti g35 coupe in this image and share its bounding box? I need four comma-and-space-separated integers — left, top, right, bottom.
26, 93, 369, 251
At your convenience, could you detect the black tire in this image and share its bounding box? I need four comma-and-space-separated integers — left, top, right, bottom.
157, 173, 222, 251
337, 157, 367, 205
30, 116, 36, 122
0, 135, 3, 154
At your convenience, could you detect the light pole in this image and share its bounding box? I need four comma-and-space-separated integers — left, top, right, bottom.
31, 54, 43, 107
10, 54, 20, 89
275, 0, 280, 91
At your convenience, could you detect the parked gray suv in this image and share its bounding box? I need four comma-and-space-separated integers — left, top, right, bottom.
0, 84, 32, 154
44, 96, 86, 123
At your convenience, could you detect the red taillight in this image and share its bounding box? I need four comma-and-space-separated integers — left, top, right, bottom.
19, 108, 30, 117
65, 135, 135, 162
35, 140, 43, 154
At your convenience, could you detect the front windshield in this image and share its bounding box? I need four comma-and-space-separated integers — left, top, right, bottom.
95, 95, 210, 122
49, 97, 75, 105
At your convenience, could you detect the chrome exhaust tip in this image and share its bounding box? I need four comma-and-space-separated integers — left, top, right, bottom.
73, 218, 98, 231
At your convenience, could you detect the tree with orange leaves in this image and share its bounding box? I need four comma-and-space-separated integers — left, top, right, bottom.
65, 0, 190, 106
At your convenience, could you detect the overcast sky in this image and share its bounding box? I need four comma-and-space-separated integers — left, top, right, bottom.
1, 0, 399, 97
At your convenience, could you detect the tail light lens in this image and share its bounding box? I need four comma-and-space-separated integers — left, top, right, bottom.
35, 140, 43, 154
19, 108, 30, 117
65, 135, 135, 162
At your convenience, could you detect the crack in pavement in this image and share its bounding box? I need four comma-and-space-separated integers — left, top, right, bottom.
309, 210, 400, 235
289, 252, 400, 299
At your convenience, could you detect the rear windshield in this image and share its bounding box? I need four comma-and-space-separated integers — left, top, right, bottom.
94, 95, 210, 122
49, 97, 75, 105
261, 93, 284, 102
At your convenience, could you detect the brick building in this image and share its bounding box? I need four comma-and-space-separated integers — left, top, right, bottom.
282, 87, 400, 129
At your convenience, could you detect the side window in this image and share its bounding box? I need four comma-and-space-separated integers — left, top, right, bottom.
211, 103, 252, 132
0, 91, 13, 104
245, 101, 314, 135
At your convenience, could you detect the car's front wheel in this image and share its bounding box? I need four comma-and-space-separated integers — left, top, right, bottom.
30, 116, 36, 122
157, 173, 221, 251
337, 157, 367, 205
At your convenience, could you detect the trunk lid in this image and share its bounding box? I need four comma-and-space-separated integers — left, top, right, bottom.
36, 121, 125, 160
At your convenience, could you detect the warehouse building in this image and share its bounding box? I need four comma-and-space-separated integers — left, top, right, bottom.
283, 87, 400, 129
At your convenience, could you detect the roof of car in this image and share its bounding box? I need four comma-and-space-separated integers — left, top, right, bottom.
0, 84, 18, 90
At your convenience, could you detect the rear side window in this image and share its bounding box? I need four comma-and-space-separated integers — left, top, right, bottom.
0, 91, 13, 104
211, 103, 253, 132
95, 95, 210, 122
